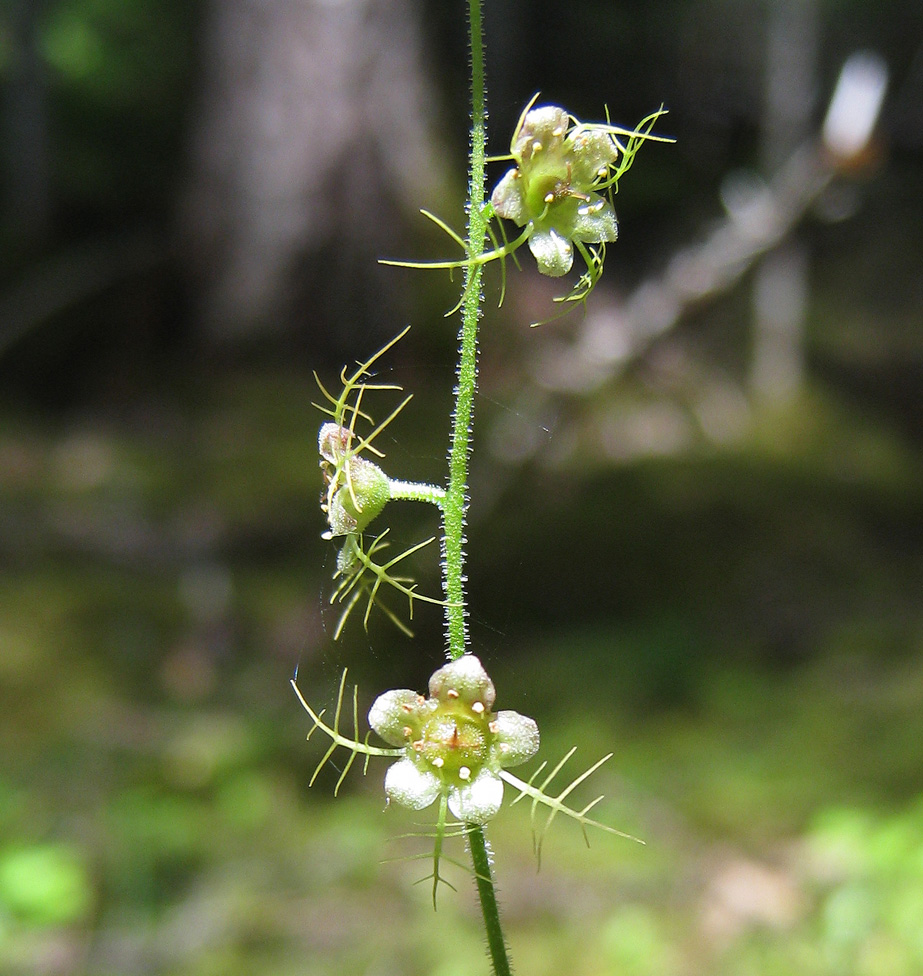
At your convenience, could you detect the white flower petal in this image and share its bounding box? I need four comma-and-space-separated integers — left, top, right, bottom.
428, 654, 495, 709
318, 423, 349, 463
568, 129, 618, 184
514, 106, 569, 162
490, 169, 527, 224
528, 228, 574, 277
492, 710, 540, 767
571, 196, 618, 243
384, 759, 441, 811
448, 768, 504, 824
368, 689, 424, 745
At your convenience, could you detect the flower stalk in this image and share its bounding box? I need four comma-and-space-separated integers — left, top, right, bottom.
444, 4, 514, 969
443, 0, 490, 664
298, 0, 663, 971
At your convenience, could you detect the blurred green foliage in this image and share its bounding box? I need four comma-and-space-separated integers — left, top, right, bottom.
0, 842, 91, 926
810, 801, 923, 974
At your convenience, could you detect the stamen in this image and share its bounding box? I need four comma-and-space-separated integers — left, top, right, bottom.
447, 689, 460, 699
471, 701, 485, 714
577, 199, 604, 217
458, 766, 471, 781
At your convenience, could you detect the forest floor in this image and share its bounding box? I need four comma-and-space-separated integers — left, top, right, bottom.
2, 372, 922, 976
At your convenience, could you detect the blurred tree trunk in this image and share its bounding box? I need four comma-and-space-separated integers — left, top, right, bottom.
182, 0, 447, 349
750, 0, 818, 401
4, 0, 51, 246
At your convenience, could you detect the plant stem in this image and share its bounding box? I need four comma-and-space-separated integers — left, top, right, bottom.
443, 4, 514, 976
468, 826, 512, 976
442, 0, 489, 664
387, 479, 446, 507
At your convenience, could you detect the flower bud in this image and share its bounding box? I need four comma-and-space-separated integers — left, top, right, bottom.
324, 455, 390, 537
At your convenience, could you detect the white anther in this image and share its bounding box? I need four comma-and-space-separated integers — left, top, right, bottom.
471, 701, 485, 714
458, 766, 471, 781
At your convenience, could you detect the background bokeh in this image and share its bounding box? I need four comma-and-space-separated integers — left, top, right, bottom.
2, 0, 923, 973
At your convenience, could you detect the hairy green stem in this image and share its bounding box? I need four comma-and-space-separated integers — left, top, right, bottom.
442, 3, 513, 975
387, 479, 445, 507
443, 0, 489, 663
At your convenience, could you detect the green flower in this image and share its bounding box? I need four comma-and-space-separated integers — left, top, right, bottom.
491, 104, 619, 277
369, 655, 540, 823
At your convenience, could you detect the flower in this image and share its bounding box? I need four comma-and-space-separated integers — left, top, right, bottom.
368, 655, 540, 823
319, 422, 391, 538
491, 104, 620, 277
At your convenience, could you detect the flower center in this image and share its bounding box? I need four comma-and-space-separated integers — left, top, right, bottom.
523, 155, 572, 216
417, 711, 489, 783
